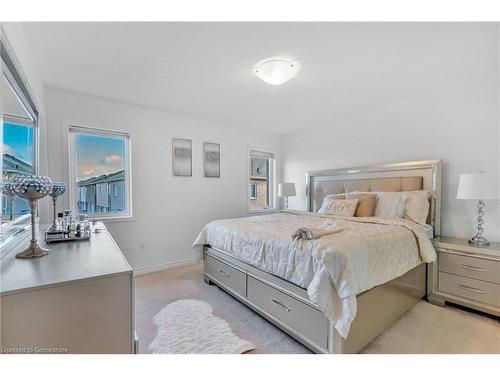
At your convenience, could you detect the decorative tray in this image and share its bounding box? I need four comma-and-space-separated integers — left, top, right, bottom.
44, 226, 91, 244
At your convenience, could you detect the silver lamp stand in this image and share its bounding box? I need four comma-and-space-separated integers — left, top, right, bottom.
11, 175, 53, 259
469, 200, 489, 247
49, 182, 66, 228
16, 199, 51, 258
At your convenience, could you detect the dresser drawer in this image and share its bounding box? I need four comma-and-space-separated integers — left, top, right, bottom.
439, 252, 500, 284
439, 272, 500, 307
205, 256, 247, 298
247, 276, 328, 351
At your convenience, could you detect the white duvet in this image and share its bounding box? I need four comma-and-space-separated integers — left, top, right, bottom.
192, 209, 436, 338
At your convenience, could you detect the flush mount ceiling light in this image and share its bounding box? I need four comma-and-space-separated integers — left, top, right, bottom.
254, 57, 300, 85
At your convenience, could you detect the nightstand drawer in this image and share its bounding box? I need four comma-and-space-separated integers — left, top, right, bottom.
439, 272, 500, 307
439, 252, 500, 284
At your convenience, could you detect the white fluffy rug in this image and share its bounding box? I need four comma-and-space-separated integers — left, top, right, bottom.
149, 299, 256, 354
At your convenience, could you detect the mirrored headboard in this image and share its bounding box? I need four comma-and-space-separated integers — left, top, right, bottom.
306, 160, 443, 236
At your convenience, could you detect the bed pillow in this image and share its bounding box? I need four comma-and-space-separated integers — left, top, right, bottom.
373, 192, 407, 219
318, 198, 359, 217
345, 193, 376, 217
403, 190, 430, 225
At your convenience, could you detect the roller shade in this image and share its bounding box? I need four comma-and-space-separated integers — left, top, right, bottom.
249, 150, 274, 159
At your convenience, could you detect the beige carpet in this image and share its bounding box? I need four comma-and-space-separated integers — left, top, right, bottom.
135, 262, 500, 354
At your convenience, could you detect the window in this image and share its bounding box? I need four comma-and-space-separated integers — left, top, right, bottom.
248, 150, 275, 211
69, 126, 131, 219
2, 122, 35, 218
249, 184, 257, 199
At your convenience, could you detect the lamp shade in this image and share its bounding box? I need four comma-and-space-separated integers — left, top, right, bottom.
278, 182, 296, 197
457, 172, 499, 200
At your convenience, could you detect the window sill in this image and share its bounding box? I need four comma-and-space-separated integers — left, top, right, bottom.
92, 216, 135, 224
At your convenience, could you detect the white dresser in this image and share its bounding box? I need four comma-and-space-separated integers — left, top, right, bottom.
0, 222, 135, 354
428, 236, 500, 317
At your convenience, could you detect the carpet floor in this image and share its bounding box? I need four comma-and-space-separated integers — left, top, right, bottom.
134, 262, 500, 354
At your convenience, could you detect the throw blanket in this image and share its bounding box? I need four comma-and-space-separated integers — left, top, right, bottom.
291, 225, 343, 241
192, 209, 436, 338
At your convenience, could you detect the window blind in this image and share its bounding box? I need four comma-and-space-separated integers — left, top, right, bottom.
249, 150, 274, 159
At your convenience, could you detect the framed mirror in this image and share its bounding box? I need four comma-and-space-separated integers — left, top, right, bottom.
1, 31, 40, 253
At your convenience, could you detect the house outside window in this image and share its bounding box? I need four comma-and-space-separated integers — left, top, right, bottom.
69, 126, 131, 219
248, 150, 275, 212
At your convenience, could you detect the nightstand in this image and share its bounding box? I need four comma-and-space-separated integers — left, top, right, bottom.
428, 237, 500, 317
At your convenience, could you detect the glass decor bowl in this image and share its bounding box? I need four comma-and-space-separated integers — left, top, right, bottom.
1, 179, 15, 197
1, 178, 16, 220
10, 174, 53, 259
50, 181, 67, 198
49, 181, 67, 228
11, 174, 53, 201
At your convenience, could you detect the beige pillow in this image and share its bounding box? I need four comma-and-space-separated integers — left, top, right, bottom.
318, 198, 359, 217
374, 192, 407, 219
346, 193, 376, 217
403, 190, 430, 225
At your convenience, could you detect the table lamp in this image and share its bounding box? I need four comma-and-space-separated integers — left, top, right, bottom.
278, 182, 296, 209
457, 172, 499, 247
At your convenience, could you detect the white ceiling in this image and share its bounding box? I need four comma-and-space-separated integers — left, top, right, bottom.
22, 22, 497, 134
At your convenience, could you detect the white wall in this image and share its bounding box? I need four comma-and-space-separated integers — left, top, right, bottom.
281, 71, 500, 242
44, 87, 281, 270
1, 23, 49, 222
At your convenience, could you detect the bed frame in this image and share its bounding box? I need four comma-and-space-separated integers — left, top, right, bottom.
203, 160, 443, 353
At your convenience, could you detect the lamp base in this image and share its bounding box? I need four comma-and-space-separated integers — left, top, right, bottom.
468, 233, 490, 247
468, 200, 490, 247
15, 239, 50, 259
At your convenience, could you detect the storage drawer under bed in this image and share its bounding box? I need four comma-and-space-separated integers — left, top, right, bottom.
205, 255, 247, 298
247, 276, 329, 351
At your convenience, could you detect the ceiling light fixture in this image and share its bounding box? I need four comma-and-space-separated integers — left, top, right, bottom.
254, 57, 300, 85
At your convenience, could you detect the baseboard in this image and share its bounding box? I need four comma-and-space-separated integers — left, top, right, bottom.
133, 258, 200, 276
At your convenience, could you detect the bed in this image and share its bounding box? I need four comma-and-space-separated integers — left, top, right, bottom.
193, 160, 443, 353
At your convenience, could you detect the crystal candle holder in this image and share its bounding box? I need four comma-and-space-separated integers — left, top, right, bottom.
11, 174, 53, 259
49, 182, 66, 229
1, 178, 16, 221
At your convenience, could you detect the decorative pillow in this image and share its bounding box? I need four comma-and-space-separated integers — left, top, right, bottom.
345, 193, 376, 217
403, 190, 430, 225
318, 198, 359, 217
374, 192, 407, 219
